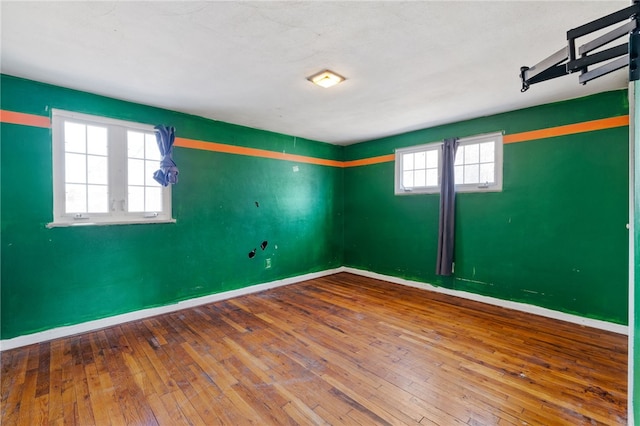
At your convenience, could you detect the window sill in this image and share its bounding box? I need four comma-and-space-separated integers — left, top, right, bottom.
46, 218, 176, 228
395, 186, 503, 195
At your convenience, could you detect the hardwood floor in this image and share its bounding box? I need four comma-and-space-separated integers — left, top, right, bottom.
1, 273, 628, 425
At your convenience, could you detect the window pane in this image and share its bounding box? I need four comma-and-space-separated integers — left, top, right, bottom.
414, 151, 426, 169
87, 126, 108, 155
128, 158, 145, 186
87, 155, 108, 184
414, 170, 426, 187
454, 165, 463, 184
65, 153, 86, 183
464, 144, 479, 164
65, 184, 86, 213
426, 150, 438, 168
128, 131, 145, 158
54, 112, 174, 223
64, 122, 86, 153
479, 141, 495, 163
403, 153, 414, 171
146, 187, 163, 212
463, 164, 479, 184
145, 160, 161, 186
128, 186, 145, 212
87, 185, 109, 213
145, 134, 161, 161
403, 171, 414, 188
426, 169, 438, 187
479, 163, 495, 184
395, 134, 501, 195
454, 146, 464, 166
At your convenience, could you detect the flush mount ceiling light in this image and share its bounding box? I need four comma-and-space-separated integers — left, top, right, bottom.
307, 69, 346, 88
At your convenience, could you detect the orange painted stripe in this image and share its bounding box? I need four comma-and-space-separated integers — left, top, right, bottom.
0, 110, 50, 128
0, 109, 628, 167
343, 154, 395, 167
175, 137, 344, 168
503, 115, 628, 144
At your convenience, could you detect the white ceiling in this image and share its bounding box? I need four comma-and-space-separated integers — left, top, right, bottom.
0, 1, 631, 145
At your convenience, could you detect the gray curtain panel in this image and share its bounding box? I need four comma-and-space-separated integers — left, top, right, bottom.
153, 125, 179, 186
436, 137, 459, 275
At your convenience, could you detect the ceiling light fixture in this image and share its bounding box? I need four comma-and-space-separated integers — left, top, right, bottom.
307, 69, 345, 88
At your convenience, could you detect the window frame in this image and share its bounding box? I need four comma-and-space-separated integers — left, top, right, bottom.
454, 132, 503, 193
394, 131, 503, 195
48, 109, 175, 228
394, 142, 442, 195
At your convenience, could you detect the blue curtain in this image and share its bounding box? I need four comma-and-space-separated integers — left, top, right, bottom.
153, 125, 179, 186
436, 137, 459, 275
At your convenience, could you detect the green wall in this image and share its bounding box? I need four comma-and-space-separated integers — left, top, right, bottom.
0, 75, 344, 340
344, 90, 630, 325
0, 75, 631, 342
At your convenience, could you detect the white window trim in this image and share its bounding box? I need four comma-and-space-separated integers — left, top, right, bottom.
48, 109, 175, 228
455, 132, 503, 193
394, 131, 503, 195
394, 142, 442, 195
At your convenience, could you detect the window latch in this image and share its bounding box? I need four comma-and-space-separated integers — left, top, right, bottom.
478, 182, 490, 189
73, 213, 89, 220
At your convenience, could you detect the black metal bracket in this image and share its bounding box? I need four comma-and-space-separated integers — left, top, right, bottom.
631, 22, 640, 81
520, 2, 640, 92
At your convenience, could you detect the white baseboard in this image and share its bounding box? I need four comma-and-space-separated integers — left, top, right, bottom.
342, 267, 629, 335
0, 268, 344, 351
1, 266, 627, 351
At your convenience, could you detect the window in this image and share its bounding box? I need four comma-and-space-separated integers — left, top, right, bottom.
49, 110, 174, 227
396, 143, 440, 193
395, 132, 503, 195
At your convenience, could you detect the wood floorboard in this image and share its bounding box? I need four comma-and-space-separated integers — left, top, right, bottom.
0, 272, 627, 425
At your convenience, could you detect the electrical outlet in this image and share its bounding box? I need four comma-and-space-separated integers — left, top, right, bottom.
265, 258, 272, 269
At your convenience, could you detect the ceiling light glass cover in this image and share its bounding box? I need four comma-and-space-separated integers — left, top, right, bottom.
307, 70, 345, 88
